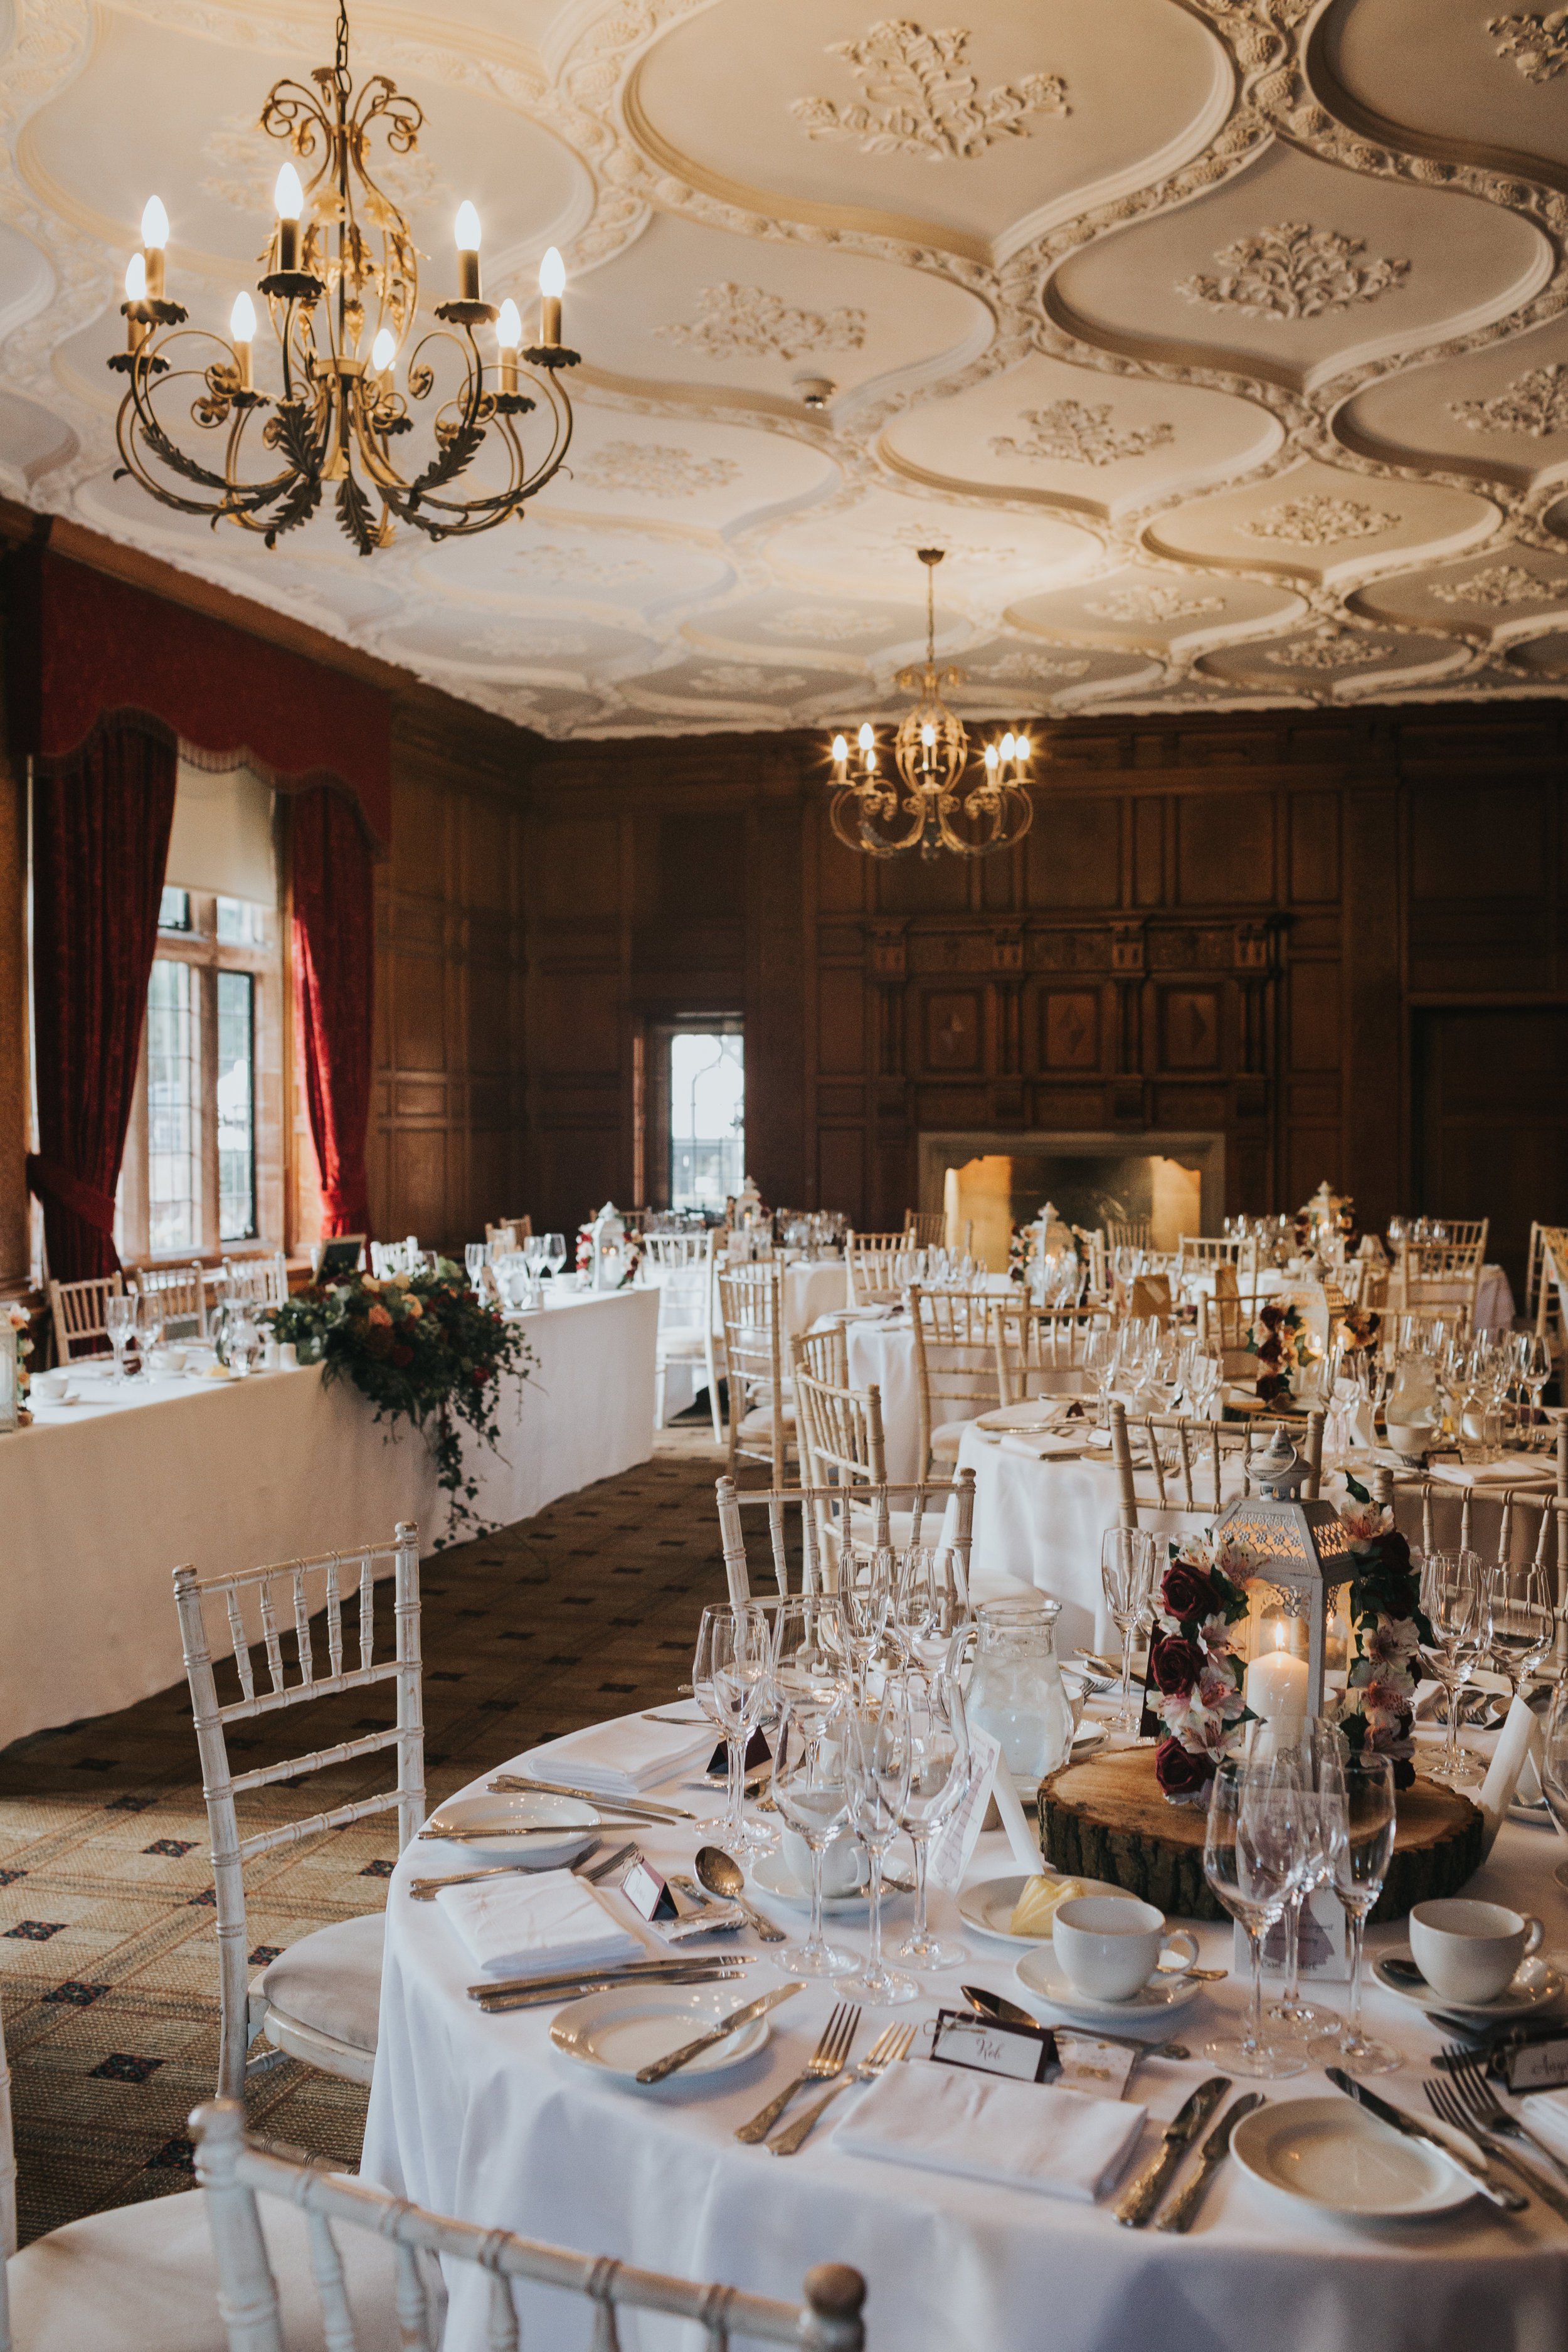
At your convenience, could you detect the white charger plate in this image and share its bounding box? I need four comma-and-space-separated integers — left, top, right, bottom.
423, 1791, 598, 1864
1013, 1944, 1206, 2023
550, 1984, 772, 2080
956, 1870, 1130, 1947
1372, 1949, 1565, 2021
1229, 2095, 1475, 2220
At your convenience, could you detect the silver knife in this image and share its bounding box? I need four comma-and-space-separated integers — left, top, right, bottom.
489, 1776, 695, 1823
1114, 2076, 1230, 2226
1325, 2070, 1528, 2212
1155, 2094, 1264, 2233
479, 1968, 748, 2013
635, 1981, 802, 2084
468, 1954, 758, 2001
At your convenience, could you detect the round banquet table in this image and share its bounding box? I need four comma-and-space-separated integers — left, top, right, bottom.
840, 1281, 1049, 1486
779, 1259, 850, 1339
363, 1706, 1568, 2352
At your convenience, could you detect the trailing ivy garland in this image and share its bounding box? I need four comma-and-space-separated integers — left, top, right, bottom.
266, 1260, 533, 1545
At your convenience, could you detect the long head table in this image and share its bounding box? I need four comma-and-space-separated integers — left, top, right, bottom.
362, 1703, 1568, 2352
0, 1286, 658, 1746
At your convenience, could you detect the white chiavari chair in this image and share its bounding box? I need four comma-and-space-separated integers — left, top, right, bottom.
220, 1251, 290, 1308
485, 1216, 532, 1252
905, 1286, 1005, 1475
844, 1228, 906, 1306
1394, 1219, 1488, 1326
903, 1209, 973, 1251
1108, 1401, 1326, 1528
45, 1270, 122, 1362
130, 1260, 209, 1341
1073, 1224, 1108, 1301
1106, 1216, 1152, 1253
1534, 1227, 1568, 1363
188, 2097, 866, 2352
989, 1300, 1103, 1408
789, 1332, 889, 1563
1175, 1233, 1259, 1315
645, 1229, 724, 1439
1392, 1433, 1568, 1666
172, 1525, 424, 2100
715, 1468, 975, 1611
718, 1262, 795, 1485
1343, 1253, 1390, 1312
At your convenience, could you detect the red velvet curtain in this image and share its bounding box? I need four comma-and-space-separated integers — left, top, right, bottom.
27, 716, 178, 1279
292, 785, 375, 1237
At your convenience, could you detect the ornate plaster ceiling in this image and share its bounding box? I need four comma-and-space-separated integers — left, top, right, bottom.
4, 0, 1568, 737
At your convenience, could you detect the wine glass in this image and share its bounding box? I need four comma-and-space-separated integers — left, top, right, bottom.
522, 1234, 546, 1280
692, 1603, 773, 1857
837, 1545, 893, 1690
1420, 1549, 1487, 1786
543, 1232, 567, 1279
1486, 1559, 1555, 1702
1201, 1754, 1310, 2079
1518, 1333, 1552, 1438
891, 1546, 960, 1671
771, 1688, 857, 1978
840, 1687, 918, 2005
464, 1242, 487, 1296
1187, 1348, 1221, 1419
1083, 1329, 1116, 1428
894, 1669, 970, 1971
1263, 1717, 1345, 2032
134, 1291, 164, 1367
1308, 1750, 1401, 2077
104, 1293, 135, 1384
1100, 1527, 1155, 1732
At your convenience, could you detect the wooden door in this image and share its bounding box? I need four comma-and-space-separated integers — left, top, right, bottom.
1412, 1007, 1568, 1304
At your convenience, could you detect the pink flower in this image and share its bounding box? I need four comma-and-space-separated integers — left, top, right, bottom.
1339, 1503, 1391, 1546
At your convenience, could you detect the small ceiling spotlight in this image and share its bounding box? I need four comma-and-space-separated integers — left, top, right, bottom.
793, 375, 837, 410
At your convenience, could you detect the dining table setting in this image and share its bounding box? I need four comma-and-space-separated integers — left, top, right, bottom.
362, 1555, 1568, 2352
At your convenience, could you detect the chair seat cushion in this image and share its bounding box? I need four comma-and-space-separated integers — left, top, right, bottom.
737, 1403, 797, 1439
7, 2183, 420, 2351
930, 1419, 972, 1462
258, 1911, 384, 2053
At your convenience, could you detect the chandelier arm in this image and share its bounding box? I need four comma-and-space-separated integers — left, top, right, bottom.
118, 351, 299, 516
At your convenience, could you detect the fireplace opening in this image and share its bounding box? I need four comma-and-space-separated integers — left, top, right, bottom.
918, 1130, 1224, 1271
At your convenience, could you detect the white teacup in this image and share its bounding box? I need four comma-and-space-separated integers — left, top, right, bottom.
151, 1347, 188, 1374
781, 1828, 867, 1899
1053, 1895, 1199, 2003
1409, 1899, 1544, 2005
29, 1369, 70, 1403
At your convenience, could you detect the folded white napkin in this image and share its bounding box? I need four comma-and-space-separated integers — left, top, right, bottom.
434, 1868, 644, 1978
517, 1715, 714, 1798
1521, 2088, 1568, 2156
835, 2058, 1146, 2203
998, 1434, 1088, 1462
1426, 1458, 1555, 1488
1478, 1694, 1547, 1857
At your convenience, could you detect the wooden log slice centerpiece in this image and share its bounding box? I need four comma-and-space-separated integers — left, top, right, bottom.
1038, 1747, 1485, 1925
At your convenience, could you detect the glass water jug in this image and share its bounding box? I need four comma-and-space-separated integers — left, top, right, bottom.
964, 1597, 1077, 1783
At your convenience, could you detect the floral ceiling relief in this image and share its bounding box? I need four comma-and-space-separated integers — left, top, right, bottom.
763, 607, 895, 640
1426, 564, 1568, 605
655, 284, 867, 362
1489, 11, 1568, 82
572, 444, 743, 496
1240, 495, 1397, 546
1086, 586, 1226, 622
1449, 364, 1568, 437
1265, 632, 1390, 667
1178, 224, 1411, 322
689, 665, 811, 694
963, 650, 1091, 680
792, 19, 1067, 161
988, 401, 1175, 468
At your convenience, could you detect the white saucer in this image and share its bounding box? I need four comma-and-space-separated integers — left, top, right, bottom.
1229, 2095, 1475, 2220
549, 1984, 771, 2082
956, 1871, 1131, 1947
422, 1791, 598, 1865
1373, 1950, 1565, 2021
750, 1848, 912, 1917
1014, 1945, 1207, 2023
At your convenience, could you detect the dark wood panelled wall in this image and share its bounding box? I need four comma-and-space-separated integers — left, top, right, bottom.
526, 709, 1568, 1296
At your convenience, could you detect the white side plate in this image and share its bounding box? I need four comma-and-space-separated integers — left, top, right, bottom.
1229, 2096, 1475, 2220
956, 1871, 1130, 1947
550, 1984, 771, 2080
423, 1792, 598, 1865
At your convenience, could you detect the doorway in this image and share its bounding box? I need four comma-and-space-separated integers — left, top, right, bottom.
645, 1019, 744, 1215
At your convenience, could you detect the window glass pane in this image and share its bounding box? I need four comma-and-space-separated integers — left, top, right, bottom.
147, 960, 200, 1251
216, 896, 265, 946
158, 886, 191, 932
669, 1032, 743, 1211
216, 970, 256, 1242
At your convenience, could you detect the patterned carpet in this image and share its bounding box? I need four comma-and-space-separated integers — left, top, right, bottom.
0, 1416, 730, 2243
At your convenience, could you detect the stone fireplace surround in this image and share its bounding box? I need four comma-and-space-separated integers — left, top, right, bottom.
919, 1130, 1226, 1252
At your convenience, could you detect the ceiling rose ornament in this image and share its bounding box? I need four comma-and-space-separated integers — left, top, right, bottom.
1177, 223, 1411, 322
792, 20, 1067, 162
1087, 585, 1225, 621
987, 400, 1175, 468
1265, 631, 1391, 668
825, 550, 1034, 862
1489, 11, 1568, 81
107, 0, 581, 553
573, 442, 741, 495
655, 283, 867, 361
1426, 563, 1568, 605
1240, 493, 1397, 545
1449, 363, 1568, 437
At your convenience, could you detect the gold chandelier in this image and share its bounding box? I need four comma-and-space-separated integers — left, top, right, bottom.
826, 551, 1035, 861
108, 1, 579, 553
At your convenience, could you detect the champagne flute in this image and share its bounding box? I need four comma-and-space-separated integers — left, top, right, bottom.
840, 1687, 917, 2006
1308, 1750, 1401, 2077
1083, 1328, 1116, 1428
1202, 1754, 1310, 2079
543, 1232, 567, 1279
464, 1242, 486, 1297
104, 1293, 135, 1384
893, 1669, 970, 1971
838, 1545, 893, 1690
1421, 1549, 1486, 1786
692, 1603, 771, 1857
1486, 1559, 1555, 1702
134, 1291, 164, 1368
1100, 1527, 1155, 1733
771, 1692, 857, 1979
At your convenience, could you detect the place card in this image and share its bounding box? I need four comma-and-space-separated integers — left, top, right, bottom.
1237, 1884, 1348, 1981
930, 2009, 1055, 2085
929, 1726, 1002, 1893
620, 1858, 678, 1922
706, 1728, 771, 1777
1502, 2032, 1568, 2092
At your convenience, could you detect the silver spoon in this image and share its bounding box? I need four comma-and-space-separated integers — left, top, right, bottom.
694, 1846, 788, 1942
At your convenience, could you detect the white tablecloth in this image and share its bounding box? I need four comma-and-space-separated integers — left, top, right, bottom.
844, 1288, 1074, 1486
781, 1261, 848, 1338
0, 1288, 658, 1745
1184, 1264, 1514, 1336
363, 1707, 1568, 2352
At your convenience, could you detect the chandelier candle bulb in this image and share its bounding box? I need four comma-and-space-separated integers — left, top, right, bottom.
140, 195, 167, 300
370, 326, 396, 384
124, 253, 147, 351
539, 246, 564, 347
832, 733, 849, 781
273, 163, 302, 273
495, 299, 521, 394
229, 292, 255, 388
455, 203, 482, 301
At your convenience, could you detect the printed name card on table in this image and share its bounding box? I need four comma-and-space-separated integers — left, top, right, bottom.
1236, 1884, 1349, 1982
706, 1729, 771, 1778
929, 1726, 1003, 1893
931, 2009, 1054, 2084
621, 1859, 679, 1922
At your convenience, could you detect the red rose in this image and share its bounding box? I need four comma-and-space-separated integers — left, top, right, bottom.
391, 1344, 413, 1367
1151, 1635, 1205, 1696
1155, 1737, 1214, 1798
1161, 1560, 1218, 1623
472, 1364, 491, 1385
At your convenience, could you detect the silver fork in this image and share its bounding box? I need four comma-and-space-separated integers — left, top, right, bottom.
768, 2021, 915, 2156
1440, 2045, 1568, 2190
734, 2003, 861, 2144
1424, 2080, 1568, 2223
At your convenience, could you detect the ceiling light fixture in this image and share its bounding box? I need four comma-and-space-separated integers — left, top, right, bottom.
825, 549, 1035, 861
107, 1, 580, 553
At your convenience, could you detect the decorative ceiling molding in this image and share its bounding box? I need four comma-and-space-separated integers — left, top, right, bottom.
987, 400, 1175, 467
1426, 562, 1568, 605
1239, 493, 1397, 544
1449, 363, 1568, 438
654, 283, 867, 361
791, 20, 1069, 163
1265, 628, 1391, 667
1086, 585, 1226, 620
1488, 13, 1568, 85
571, 442, 743, 495
1176, 222, 1410, 322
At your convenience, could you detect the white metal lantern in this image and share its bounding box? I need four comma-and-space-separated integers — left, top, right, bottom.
1212, 1433, 1353, 1721
588, 1202, 627, 1291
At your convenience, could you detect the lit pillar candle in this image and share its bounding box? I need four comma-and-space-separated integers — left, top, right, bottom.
230, 292, 255, 390
538, 246, 564, 347
455, 202, 482, 302
140, 196, 168, 301
1245, 1639, 1310, 1722
124, 253, 147, 351
275, 164, 303, 273
495, 298, 521, 394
